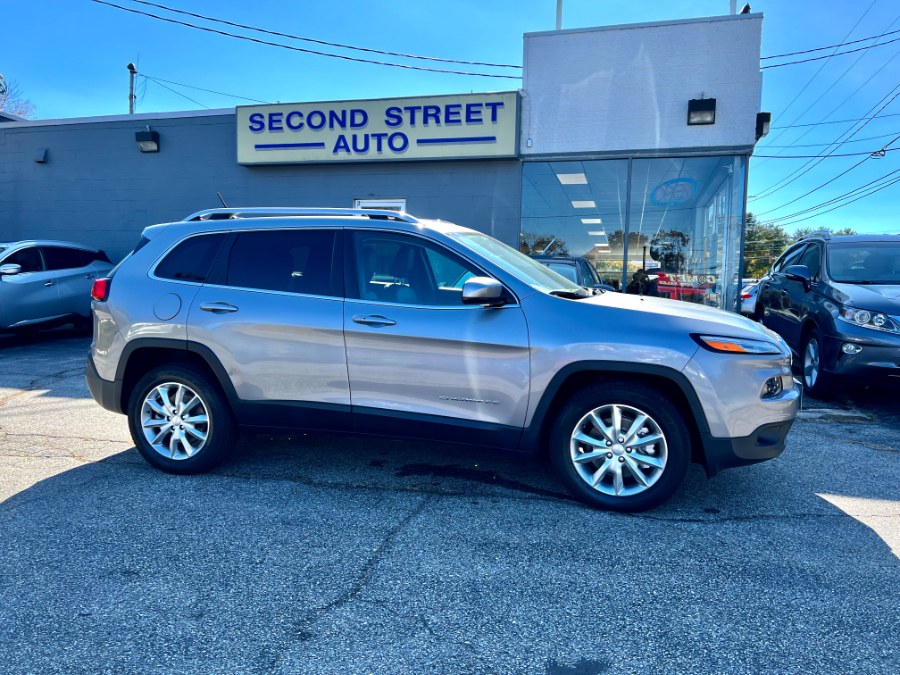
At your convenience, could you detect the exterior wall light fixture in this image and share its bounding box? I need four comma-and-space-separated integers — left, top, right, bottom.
136, 128, 160, 153
687, 98, 716, 125
756, 112, 771, 140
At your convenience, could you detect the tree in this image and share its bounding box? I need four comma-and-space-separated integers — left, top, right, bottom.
0, 78, 37, 119
605, 230, 649, 251
519, 232, 569, 256
743, 213, 791, 279
650, 229, 690, 272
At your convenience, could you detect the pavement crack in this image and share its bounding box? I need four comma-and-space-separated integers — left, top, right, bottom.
264, 493, 436, 672
0, 366, 85, 408
300, 493, 435, 623
0, 432, 128, 445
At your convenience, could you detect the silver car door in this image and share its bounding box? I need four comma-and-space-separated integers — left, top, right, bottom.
344, 230, 530, 438
0, 246, 62, 328
186, 228, 350, 428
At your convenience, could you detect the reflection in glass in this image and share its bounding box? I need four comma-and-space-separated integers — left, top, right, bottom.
520, 156, 748, 309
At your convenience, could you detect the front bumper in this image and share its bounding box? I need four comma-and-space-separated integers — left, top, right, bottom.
85, 355, 124, 414
822, 326, 900, 384
702, 419, 795, 477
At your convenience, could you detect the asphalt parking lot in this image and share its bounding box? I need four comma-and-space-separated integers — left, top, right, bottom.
0, 329, 898, 674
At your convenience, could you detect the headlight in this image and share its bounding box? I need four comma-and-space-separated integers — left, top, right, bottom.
837, 307, 899, 334
692, 334, 783, 355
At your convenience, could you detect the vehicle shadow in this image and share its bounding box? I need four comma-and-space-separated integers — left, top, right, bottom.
0, 415, 897, 672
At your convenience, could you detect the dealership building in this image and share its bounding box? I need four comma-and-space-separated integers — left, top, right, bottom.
0, 12, 766, 310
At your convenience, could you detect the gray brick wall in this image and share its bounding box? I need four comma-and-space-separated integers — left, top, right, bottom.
0, 113, 523, 261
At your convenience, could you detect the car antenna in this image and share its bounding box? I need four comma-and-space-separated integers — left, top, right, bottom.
216, 191, 229, 208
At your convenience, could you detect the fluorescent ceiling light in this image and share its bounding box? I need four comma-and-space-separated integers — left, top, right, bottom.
581, 218, 603, 224
557, 173, 588, 184
587, 230, 606, 236
571, 200, 596, 208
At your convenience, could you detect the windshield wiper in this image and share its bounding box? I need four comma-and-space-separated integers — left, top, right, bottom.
549, 289, 590, 299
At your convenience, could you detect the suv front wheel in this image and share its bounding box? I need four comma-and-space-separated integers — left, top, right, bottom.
801, 328, 835, 400
550, 381, 690, 511
127, 365, 236, 474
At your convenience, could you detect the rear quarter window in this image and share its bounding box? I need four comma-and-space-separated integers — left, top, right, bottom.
155, 234, 228, 283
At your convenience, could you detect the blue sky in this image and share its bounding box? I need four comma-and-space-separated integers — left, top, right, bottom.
4, 0, 899, 234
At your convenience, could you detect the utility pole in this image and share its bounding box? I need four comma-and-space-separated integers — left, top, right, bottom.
127, 63, 137, 114
556, 0, 562, 29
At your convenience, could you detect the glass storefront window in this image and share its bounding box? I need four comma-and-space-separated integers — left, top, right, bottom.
521, 160, 629, 290
520, 156, 748, 309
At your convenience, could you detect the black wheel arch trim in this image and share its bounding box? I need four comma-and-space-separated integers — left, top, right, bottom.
114, 337, 243, 414
520, 361, 711, 453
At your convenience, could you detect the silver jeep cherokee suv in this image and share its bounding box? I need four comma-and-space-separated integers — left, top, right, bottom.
86, 208, 800, 511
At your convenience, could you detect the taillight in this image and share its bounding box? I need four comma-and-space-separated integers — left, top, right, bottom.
91, 278, 110, 302
740, 292, 751, 299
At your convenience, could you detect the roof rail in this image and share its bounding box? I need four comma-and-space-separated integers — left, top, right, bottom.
798, 230, 832, 241
183, 207, 420, 223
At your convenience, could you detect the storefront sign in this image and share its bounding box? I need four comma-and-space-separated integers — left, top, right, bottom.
236, 92, 519, 165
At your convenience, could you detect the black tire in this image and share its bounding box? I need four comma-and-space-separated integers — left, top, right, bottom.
127, 365, 236, 474
550, 381, 690, 512
800, 329, 836, 400
72, 314, 92, 334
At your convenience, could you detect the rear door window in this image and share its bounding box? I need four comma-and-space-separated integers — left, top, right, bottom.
155, 234, 228, 283
42, 246, 87, 270
225, 229, 338, 296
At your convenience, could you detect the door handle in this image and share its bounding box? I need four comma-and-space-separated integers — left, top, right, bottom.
44, 281, 55, 287
84, 274, 95, 279
352, 314, 397, 327
199, 302, 239, 314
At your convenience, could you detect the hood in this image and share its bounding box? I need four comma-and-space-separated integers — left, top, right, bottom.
830, 282, 900, 314
582, 291, 786, 344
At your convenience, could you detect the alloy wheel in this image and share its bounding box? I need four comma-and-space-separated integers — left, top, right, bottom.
140, 382, 210, 460
804, 338, 820, 389
569, 403, 668, 497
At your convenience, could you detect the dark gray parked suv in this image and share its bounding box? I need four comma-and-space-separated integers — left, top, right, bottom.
757, 232, 900, 398
86, 208, 800, 511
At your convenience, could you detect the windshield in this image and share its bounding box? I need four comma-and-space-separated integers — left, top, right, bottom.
545, 262, 579, 283
450, 232, 584, 294
827, 242, 900, 284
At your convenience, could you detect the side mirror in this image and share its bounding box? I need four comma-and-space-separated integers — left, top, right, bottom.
784, 264, 811, 290
0, 264, 22, 276
462, 277, 507, 307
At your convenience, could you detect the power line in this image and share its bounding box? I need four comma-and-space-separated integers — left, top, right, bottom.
89, 0, 522, 79
139, 74, 270, 104
777, 174, 900, 226
125, 0, 521, 69
764, 167, 900, 224
759, 131, 900, 148
754, 6, 897, 166
761, 26, 900, 60
751, 84, 900, 202
770, 111, 900, 129
761, 33, 900, 69
758, 0, 877, 142
755, 43, 900, 168
753, 148, 899, 158
145, 76, 210, 109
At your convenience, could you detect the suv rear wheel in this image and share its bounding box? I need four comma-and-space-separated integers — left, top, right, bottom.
550, 381, 690, 511
127, 365, 236, 474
